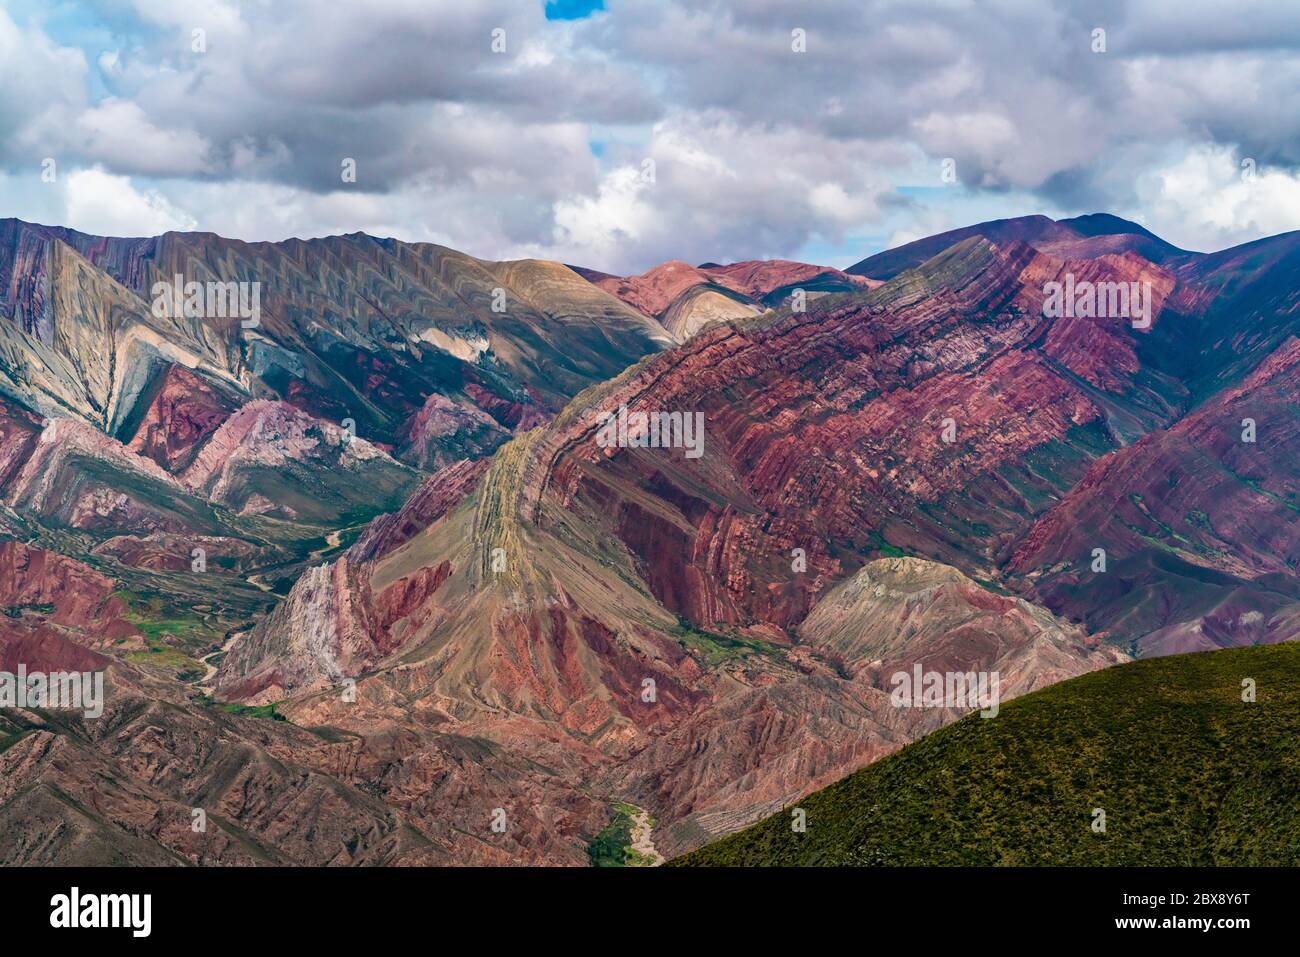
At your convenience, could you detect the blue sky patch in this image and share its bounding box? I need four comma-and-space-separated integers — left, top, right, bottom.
545, 0, 605, 21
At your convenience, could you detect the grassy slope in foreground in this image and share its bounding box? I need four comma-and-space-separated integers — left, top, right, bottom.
674, 643, 1300, 866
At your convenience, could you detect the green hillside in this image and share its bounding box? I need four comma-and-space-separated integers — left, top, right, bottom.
674, 643, 1300, 866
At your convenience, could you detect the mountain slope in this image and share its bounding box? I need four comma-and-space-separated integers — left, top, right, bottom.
801, 557, 1123, 698
0, 217, 675, 661
0, 218, 672, 463
0, 233, 237, 434
1010, 336, 1300, 653
674, 641, 1300, 866
1171, 230, 1300, 398
847, 213, 1192, 280
211, 405, 1119, 864
575, 257, 873, 339
514, 235, 1186, 643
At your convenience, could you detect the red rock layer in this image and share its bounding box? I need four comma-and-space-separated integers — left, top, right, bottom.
395, 392, 509, 470
0, 541, 137, 674
125, 364, 238, 472
581, 257, 873, 323
701, 259, 875, 299
1009, 335, 1300, 649
584, 260, 721, 318
3, 416, 198, 534
90, 532, 258, 571
0, 626, 111, 674
0, 395, 41, 493
349, 458, 489, 564
524, 238, 1179, 631
0, 540, 126, 629
216, 554, 457, 703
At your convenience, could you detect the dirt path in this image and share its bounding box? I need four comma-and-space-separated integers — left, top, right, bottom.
245, 525, 354, 594
628, 807, 663, 866
198, 628, 249, 689
306, 528, 345, 564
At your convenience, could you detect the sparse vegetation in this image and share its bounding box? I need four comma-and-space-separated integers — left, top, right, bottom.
588, 802, 659, 867
588, 806, 636, 867
188, 694, 285, 721
1, 602, 55, 618
116, 592, 217, 677
675, 618, 782, 667
675, 643, 1300, 866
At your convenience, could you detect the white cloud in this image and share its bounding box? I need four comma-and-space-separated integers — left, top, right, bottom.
544, 114, 899, 270
1138, 144, 1300, 250
552, 165, 656, 264
0, 8, 88, 164
74, 99, 212, 176
63, 168, 197, 236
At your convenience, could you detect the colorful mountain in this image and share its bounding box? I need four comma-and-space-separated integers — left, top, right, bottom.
573, 257, 876, 339
0, 211, 1297, 866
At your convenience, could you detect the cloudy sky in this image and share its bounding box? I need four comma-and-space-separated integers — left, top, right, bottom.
1, 0, 1298, 273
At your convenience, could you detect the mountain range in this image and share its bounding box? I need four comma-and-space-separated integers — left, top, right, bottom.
0, 210, 1296, 865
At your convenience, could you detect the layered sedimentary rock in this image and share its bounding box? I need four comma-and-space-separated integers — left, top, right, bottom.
348, 458, 490, 563
0, 540, 135, 642
0, 686, 455, 866
1011, 336, 1300, 652
576, 257, 872, 339
2, 210, 1298, 867
701, 258, 879, 302
519, 237, 1189, 642
659, 286, 762, 340
1170, 230, 1300, 397
209, 234, 1186, 863
0, 540, 131, 689
214, 444, 1120, 862
0, 394, 41, 493
0, 225, 242, 435
91, 532, 259, 572
4, 417, 212, 534
0, 217, 672, 469
395, 392, 510, 471
179, 400, 420, 522
124, 364, 240, 472
800, 557, 1125, 697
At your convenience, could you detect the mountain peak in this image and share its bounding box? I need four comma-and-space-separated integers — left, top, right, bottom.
847, 211, 1193, 280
